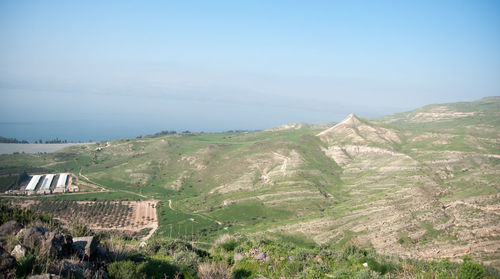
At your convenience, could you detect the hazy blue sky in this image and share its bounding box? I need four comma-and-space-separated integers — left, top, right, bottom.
1, 0, 499, 141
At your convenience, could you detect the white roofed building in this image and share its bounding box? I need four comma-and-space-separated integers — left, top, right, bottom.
25, 175, 42, 191
53, 173, 69, 192
40, 174, 55, 190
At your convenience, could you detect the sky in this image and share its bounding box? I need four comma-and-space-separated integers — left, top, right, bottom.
1, 0, 499, 141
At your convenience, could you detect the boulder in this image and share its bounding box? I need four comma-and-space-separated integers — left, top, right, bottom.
28, 274, 61, 279
49, 260, 85, 278
234, 252, 244, 261
0, 247, 17, 279
48, 259, 106, 279
0, 221, 23, 236
23, 227, 48, 250
10, 244, 27, 259
43, 231, 73, 258
22, 227, 72, 258
73, 236, 97, 259
254, 252, 266, 261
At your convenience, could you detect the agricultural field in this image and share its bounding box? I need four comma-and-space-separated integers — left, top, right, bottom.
0, 97, 499, 268
6, 199, 158, 238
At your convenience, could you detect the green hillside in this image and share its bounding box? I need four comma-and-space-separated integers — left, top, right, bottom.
1, 97, 499, 269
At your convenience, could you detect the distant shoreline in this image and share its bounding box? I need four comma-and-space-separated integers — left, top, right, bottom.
0, 143, 90, 155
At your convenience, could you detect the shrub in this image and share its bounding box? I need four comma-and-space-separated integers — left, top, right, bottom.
353, 269, 383, 279
332, 268, 354, 279
302, 265, 326, 279
16, 254, 37, 277
145, 238, 196, 256
197, 262, 231, 279
107, 260, 145, 279
458, 258, 484, 279
232, 267, 252, 279
295, 249, 313, 261
342, 245, 360, 259
283, 261, 306, 277
0, 203, 53, 226
172, 250, 200, 274
141, 257, 179, 278
214, 234, 239, 252
232, 259, 258, 279
220, 239, 238, 252
367, 258, 398, 275
72, 221, 91, 237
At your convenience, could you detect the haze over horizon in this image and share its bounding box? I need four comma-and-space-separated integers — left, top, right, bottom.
1, 0, 499, 142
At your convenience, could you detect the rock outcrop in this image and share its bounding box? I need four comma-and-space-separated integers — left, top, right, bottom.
22, 227, 73, 258
10, 244, 27, 259
23, 227, 49, 249
0, 221, 23, 236
73, 236, 98, 259
43, 231, 73, 258
0, 247, 17, 279
28, 274, 61, 279
1, 223, 109, 279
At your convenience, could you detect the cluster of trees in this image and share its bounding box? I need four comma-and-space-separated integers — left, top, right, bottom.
34, 138, 69, 144
0, 136, 94, 144
0, 202, 52, 224
0, 136, 29, 143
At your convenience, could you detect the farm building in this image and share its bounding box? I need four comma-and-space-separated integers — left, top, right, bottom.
56, 173, 69, 189
40, 174, 55, 190
25, 175, 42, 191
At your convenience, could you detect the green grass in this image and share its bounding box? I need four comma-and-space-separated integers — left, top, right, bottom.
209, 201, 294, 226
44, 191, 145, 201
156, 201, 220, 241
272, 232, 318, 248
418, 221, 444, 244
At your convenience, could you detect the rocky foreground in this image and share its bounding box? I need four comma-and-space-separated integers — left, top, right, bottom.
0, 220, 107, 279
1, 216, 499, 279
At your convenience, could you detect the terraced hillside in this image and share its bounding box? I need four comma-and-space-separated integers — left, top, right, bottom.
0, 97, 498, 267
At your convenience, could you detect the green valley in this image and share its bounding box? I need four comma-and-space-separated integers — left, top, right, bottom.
1, 97, 499, 274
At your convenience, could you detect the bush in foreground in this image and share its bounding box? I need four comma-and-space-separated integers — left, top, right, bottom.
197, 262, 231, 279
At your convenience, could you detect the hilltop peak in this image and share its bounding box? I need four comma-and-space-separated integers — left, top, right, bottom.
342, 113, 361, 124
316, 113, 362, 137
316, 113, 401, 146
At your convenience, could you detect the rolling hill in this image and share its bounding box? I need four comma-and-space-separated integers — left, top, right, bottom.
0, 97, 499, 268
